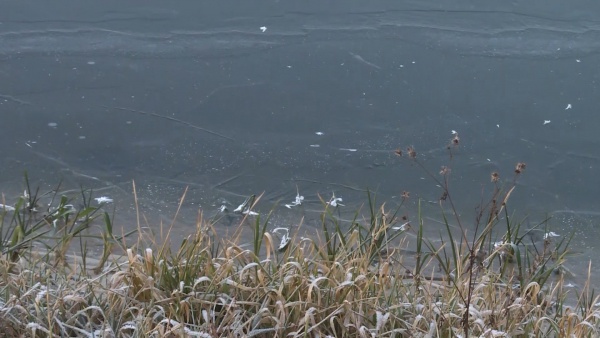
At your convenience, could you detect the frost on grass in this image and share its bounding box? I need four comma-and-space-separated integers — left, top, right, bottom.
233, 195, 258, 216
272, 227, 291, 252
544, 231, 560, 239
94, 196, 113, 204
327, 193, 344, 207
285, 192, 304, 209
0, 203, 15, 211
3, 169, 600, 337
392, 222, 410, 231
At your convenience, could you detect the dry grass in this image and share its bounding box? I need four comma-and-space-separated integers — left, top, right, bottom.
1, 140, 599, 337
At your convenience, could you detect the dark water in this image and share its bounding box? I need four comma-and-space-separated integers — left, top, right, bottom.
1, 1, 600, 286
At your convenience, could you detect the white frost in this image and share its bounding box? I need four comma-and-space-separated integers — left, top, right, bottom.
543, 120, 551, 125
260, 26, 267, 33
0, 204, 15, 211
285, 192, 304, 209
392, 222, 410, 231
327, 193, 344, 207
544, 231, 560, 239
95, 196, 113, 204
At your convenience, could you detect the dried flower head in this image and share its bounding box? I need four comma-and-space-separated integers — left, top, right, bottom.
439, 166, 451, 176
491, 172, 500, 183
401, 191, 410, 199
440, 191, 448, 202
407, 146, 417, 159
394, 148, 403, 157
448, 132, 460, 148
515, 162, 526, 174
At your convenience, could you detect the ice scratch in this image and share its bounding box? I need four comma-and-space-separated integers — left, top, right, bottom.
0, 94, 32, 105
349, 52, 381, 70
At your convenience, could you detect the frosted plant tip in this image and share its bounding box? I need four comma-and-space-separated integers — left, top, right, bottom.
278, 234, 291, 252
327, 194, 344, 207
544, 231, 560, 239
0, 204, 15, 211
285, 193, 304, 208
260, 26, 267, 32
565, 103, 572, 110
543, 120, 551, 125
95, 196, 113, 204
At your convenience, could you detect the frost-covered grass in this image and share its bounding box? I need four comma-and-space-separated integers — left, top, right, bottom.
1, 139, 599, 337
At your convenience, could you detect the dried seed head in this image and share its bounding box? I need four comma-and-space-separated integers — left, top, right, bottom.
515, 162, 526, 174
491, 172, 500, 183
440, 191, 448, 202
407, 146, 417, 159
401, 191, 410, 200
449, 133, 460, 148
394, 148, 403, 157
439, 166, 451, 176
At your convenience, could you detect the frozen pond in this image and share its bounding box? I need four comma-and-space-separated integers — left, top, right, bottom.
1, 0, 600, 287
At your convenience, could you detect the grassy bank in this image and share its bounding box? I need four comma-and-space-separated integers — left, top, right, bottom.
1, 143, 599, 337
